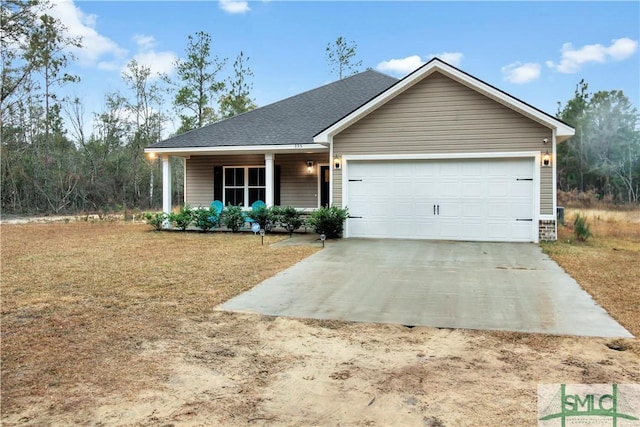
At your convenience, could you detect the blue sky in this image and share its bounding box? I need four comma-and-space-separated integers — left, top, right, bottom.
49, 1, 639, 135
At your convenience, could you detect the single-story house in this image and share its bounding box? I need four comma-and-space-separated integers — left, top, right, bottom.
145, 58, 574, 242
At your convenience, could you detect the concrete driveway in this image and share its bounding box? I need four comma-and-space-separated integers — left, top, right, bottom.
219, 239, 632, 338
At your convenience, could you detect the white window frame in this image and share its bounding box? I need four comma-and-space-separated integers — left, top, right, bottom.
223, 166, 266, 208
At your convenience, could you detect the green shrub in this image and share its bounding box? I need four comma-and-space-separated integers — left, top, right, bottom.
278, 206, 304, 236
270, 205, 282, 222
194, 207, 219, 232
573, 214, 593, 241
248, 205, 274, 231
307, 205, 349, 238
223, 205, 245, 232
144, 212, 166, 231
169, 205, 194, 230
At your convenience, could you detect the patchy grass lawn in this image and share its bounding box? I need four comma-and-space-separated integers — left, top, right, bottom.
1, 215, 639, 426
541, 208, 640, 338
1, 223, 318, 417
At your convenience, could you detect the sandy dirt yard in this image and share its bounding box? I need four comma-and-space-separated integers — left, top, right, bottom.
1, 218, 639, 426
7, 312, 640, 427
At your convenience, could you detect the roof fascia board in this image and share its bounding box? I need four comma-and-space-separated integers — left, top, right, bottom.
314, 60, 574, 143
144, 144, 328, 155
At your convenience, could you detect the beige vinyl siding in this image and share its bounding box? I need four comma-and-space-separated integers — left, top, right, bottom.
333, 71, 554, 214
277, 153, 328, 208
333, 169, 343, 208
185, 153, 329, 208
540, 166, 553, 214
185, 156, 214, 208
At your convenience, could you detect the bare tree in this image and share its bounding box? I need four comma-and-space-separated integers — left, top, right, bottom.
122, 59, 165, 206
325, 36, 363, 79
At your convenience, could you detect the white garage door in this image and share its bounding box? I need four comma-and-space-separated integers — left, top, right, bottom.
346, 158, 535, 242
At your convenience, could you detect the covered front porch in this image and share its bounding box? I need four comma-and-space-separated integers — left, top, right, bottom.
148, 146, 333, 216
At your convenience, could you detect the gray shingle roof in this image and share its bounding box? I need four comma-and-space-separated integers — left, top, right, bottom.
148, 70, 398, 149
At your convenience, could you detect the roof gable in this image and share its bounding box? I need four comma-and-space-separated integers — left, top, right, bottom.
314, 58, 575, 144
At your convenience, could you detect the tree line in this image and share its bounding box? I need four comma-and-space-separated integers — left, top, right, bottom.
1, 1, 256, 214
557, 80, 639, 203
1, 1, 638, 216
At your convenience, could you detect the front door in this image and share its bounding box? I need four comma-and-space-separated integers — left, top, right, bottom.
320, 165, 330, 207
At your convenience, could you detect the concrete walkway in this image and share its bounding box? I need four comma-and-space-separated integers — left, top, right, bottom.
219, 238, 632, 338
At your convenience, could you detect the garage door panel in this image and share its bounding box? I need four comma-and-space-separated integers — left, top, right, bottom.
487, 182, 510, 197
514, 183, 534, 198
347, 159, 535, 242
439, 202, 463, 218
461, 162, 484, 175
439, 164, 461, 177
460, 201, 486, 218
485, 222, 513, 240
392, 169, 415, 179
414, 184, 435, 197
394, 201, 417, 214
487, 202, 509, 218
437, 182, 461, 198
349, 220, 385, 238
461, 182, 485, 197
438, 226, 462, 240
511, 203, 533, 219
488, 161, 511, 175
395, 184, 417, 197
396, 223, 425, 238
511, 223, 535, 241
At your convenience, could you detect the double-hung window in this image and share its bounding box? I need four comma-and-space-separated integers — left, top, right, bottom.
224, 166, 266, 207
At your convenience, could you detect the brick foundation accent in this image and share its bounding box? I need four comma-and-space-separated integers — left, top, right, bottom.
539, 220, 557, 241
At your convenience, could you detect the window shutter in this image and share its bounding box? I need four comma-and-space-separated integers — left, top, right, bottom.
213, 166, 223, 202
274, 165, 281, 206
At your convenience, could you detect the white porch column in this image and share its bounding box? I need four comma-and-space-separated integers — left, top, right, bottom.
162, 155, 172, 227
265, 153, 274, 206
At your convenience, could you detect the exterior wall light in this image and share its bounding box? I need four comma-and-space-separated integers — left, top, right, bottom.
306, 160, 314, 174
334, 155, 341, 169
542, 150, 551, 167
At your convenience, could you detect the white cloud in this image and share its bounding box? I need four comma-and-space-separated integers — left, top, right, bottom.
133, 34, 156, 50
606, 37, 638, 60
128, 51, 177, 77
376, 55, 425, 75
49, 0, 127, 66
547, 37, 638, 73
124, 34, 176, 77
376, 52, 464, 76
501, 62, 541, 84
219, 0, 250, 14
429, 51, 464, 67
48, 1, 178, 78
